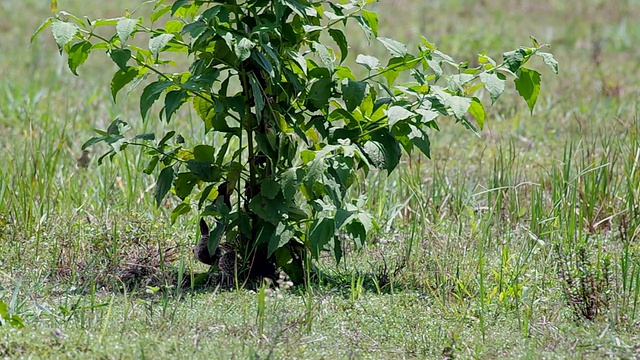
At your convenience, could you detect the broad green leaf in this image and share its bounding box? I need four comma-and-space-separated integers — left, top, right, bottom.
249, 73, 264, 123
143, 156, 160, 175
155, 166, 174, 207
51, 21, 78, 53
174, 172, 198, 199
361, 10, 378, 38
312, 42, 334, 73
355, 15, 373, 40
408, 124, 431, 158
249, 193, 288, 224
193, 145, 214, 161
164, 20, 183, 34
268, 222, 294, 257
186, 160, 221, 182
309, 217, 335, 258
140, 80, 172, 119
251, 51, 275, 77
261, 179, 281, 200
479, 71, 505, 104
355, 54, 380, 71
386, 106, 414, 127
447, 95, 472, 120
106, 118, 130, 136
151, 5, 172, 23
116, 17, 138, 44
503, 48, 527, 73
537, 52, 559, 74
328, 29, 348, 64
342, 79, 367, 112
335, 66, 356, 81
81, 136, 107, 150
109, 48, 131, 70
170, 202, 191, 224
235, 37, 254, 62
134, 133, 155, 141
378, 37, 407, 57
362, 128, 402, 172
164, 89, 188, 122
287, 50, 307, 74
149, 33, 174, 59
468, 98, 485, 129
31, 18, 54, 44
207, 222, 225, 255
110, 67, 138, 101
67, 40, 91, 75
515, 67, 541, 114
307, 77, 332, 111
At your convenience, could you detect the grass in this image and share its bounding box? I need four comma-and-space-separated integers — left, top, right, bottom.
2, 0, 640, 358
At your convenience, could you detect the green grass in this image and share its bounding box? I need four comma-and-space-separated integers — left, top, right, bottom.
2, 0, 640, 358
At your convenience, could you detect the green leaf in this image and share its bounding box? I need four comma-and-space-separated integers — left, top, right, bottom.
151, 5, 172, 23
342, 79, 367, 112
143, 156, 160, 175
328, 29, 348, 63
67, 40, 91, 76
447, 96, 472, 120
378, 37, 407, 57
361, 10, 378, 38
249, 73, 264, 123
362, 128, 402, 172
134, 133, 155, 141
355, 15, 374, 40
140, 80, 172, 119
251, 51, 275, 77
309, 217, 335, 258
307, 77, 332, 111
261, 179, 281, 200
408, 124, 431, 158
149, 33, 174, 60
170, 202, 191, 224
109, 48, 131, 70
249, 193, 288, 224
207, 222, 225, 255
268, 222, 294, 257
515, 68, 541, 114
116, 17, 138, 44
312, 42, 334, 73
355, 54, 380, 71
193, 145, 215, 161
155, 167, 174, 207
164, 20, 183, 34
479, 71, 506, 104
503, 48, 527, 73
51, 21, 78, 53
110, 67, 138, 101
164, 90, 188, 122
235, 37, 254, 62
175, 172, 198, 199
468, 98, 485, 130
386, 106, 414, 127
537, 52, 559, 74
186, 160, 221, 182
31, 18, 54, 44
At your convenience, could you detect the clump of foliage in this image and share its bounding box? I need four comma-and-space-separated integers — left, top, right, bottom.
34, 0, 557, 283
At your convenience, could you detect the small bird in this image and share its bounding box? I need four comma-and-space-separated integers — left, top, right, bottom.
194, 218, 220, 265
76, 149, 91, 168
217, 242, 238, 286
194, 218, 239, 286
